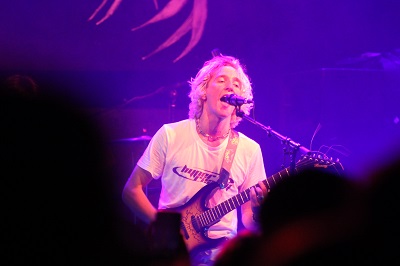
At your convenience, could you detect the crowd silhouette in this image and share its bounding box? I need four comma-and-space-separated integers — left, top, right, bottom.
1, 76, 151, 265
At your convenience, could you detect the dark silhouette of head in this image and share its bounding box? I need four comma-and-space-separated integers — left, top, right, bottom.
1, 90, 150, 265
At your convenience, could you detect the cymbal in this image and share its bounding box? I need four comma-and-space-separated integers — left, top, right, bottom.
112, 135, 152, 143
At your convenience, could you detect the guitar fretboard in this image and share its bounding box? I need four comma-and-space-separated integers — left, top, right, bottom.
195, 166, 293, 228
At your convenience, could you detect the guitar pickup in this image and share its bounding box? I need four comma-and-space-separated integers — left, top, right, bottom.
191, 215, 201, 232
180, 221, 189, 240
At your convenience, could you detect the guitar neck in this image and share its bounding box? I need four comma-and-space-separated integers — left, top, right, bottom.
196, 167, 292, 228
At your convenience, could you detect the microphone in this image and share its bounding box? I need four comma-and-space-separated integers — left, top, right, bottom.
220, 94, 253, 106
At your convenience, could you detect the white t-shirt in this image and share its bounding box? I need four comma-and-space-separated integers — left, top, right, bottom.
137, 119, 266, 239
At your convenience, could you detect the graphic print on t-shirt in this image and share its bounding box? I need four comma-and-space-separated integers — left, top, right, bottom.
173, 165, 234, 190
173, 165, 219, 184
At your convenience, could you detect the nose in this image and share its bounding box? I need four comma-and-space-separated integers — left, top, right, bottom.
225, 82, 234, 93
225, 87, 234, 93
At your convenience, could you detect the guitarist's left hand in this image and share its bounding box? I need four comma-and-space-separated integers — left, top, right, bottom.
250, 181, 268, 220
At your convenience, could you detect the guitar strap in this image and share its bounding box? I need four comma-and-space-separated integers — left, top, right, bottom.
218, 130, 239, 189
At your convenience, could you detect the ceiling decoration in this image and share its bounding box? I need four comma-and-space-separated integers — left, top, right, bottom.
88, 0, 208, 62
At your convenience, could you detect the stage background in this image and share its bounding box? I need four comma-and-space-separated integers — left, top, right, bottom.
2, 1, 400, 220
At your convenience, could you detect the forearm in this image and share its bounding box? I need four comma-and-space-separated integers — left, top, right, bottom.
122, 166, 158, 224
241, 181, 268, 230
241, 202, 259, 231
122, 186, 157, 224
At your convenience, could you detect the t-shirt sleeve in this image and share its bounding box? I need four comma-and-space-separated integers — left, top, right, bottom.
240, 144, 267, 191
137, 126, 168, 179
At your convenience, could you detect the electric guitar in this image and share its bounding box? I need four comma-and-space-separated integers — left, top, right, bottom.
162, 153, 344, 256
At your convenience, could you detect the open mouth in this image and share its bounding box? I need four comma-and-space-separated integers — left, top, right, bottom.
220, 94, 234, 105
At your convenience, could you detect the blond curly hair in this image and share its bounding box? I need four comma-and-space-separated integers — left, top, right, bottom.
188, 55, 253, 128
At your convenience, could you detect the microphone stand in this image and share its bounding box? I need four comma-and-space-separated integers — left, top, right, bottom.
236, 107, 310, 173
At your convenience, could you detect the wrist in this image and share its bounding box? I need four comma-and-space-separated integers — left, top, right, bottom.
252, 206, 261, 222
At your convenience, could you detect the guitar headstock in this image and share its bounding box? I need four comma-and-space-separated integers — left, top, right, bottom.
297, 152, 344, 176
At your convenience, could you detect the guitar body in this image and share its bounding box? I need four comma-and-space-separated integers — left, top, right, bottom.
162, 182, 226, 256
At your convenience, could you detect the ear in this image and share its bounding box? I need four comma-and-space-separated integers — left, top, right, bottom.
201, 86, 208, 100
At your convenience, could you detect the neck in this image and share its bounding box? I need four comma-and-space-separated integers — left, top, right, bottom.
196, 117, 231, 142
